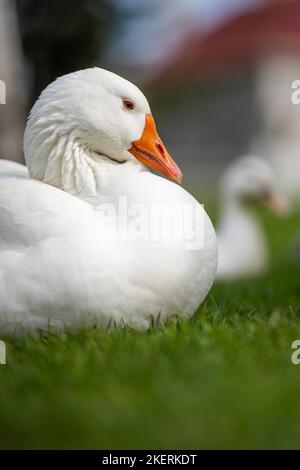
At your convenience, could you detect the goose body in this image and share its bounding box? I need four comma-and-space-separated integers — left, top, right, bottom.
217, 198, 268, 279
0, 68, 217, 334
217, 155, 286, 280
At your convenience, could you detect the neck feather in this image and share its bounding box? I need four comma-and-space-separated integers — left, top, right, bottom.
43, 133, 103, 197
25, 123, 125, 201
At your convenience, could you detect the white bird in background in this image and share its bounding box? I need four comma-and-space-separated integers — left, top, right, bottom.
0, 68, 217, 334
216, 155, 288, 280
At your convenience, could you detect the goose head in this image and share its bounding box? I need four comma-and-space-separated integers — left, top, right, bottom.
221, 155, 288, 215
24, 68, 182, 197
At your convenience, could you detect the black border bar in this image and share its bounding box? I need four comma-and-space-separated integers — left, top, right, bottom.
0, 450, 299, 466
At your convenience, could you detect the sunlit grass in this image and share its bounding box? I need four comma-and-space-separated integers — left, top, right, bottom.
0, 208, 299, 449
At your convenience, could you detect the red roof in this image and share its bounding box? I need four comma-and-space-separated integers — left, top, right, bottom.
156, 0, 300, 86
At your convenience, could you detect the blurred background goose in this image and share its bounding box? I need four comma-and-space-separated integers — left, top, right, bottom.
0, 68, 217, 334
216, 155, 288, 280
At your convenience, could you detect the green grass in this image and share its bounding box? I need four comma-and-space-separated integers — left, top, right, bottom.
0, 208, 300, 449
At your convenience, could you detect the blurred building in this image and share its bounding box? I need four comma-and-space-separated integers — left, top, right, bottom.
144, 0, 300, 197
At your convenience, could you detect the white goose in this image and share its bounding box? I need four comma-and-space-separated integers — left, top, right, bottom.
0, 68, 217, 334
217, 155, 287, 280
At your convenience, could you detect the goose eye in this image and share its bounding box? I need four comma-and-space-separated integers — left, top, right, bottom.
122, 99, 135, 111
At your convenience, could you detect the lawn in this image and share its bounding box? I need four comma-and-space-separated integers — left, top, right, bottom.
0, 207, 300, 449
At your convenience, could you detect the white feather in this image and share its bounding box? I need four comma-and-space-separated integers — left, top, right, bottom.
0, 68, 217, 334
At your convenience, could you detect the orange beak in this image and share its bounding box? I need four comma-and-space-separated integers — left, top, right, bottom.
128, 114, 183, 184
262, 192, 290, 216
